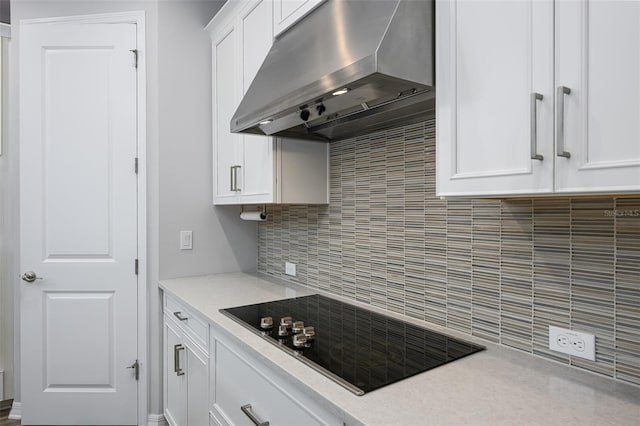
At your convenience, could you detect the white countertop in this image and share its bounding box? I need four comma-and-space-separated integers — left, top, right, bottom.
159, 272, 640, 426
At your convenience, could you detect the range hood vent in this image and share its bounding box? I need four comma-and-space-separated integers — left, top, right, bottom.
231, 0, 435, 142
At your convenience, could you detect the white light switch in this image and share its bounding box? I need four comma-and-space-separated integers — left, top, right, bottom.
180, 231, 193, 250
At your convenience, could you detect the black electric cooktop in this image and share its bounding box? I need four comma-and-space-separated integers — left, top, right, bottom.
221, 294, 484, 395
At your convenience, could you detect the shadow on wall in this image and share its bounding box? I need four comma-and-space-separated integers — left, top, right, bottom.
215, 205, 258, 272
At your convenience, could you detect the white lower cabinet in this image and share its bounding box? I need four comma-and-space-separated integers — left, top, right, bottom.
165, 320, 187, 426
163, 292, 343, 426
164, 295, 210, 426
209, 329, 342, 426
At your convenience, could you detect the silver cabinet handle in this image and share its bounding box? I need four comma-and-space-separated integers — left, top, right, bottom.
530, 93, 544, 160
556, 86, 571, 158
230, 166, 234, 191
240, 404, 269, 426
174, 344, 185, 376
233, 165, 242, 192
173, 311, 188, 321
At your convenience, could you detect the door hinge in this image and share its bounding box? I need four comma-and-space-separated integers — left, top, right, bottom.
130, 49, 138, 69
135, 258, 139, 275
134, 157, 138, 174
127, 359, 140, 381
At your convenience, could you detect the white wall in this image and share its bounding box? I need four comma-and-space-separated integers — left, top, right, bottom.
1, 0, 257, 418
155, 0, 258, 417
158, 0, 256, 280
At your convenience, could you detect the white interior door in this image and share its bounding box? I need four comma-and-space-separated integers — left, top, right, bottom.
20, 21, 139, 425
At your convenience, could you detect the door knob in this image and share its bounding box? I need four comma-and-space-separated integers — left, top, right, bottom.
22, 271, 43, 283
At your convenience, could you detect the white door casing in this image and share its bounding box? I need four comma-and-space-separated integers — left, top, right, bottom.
20, 19, 140, 425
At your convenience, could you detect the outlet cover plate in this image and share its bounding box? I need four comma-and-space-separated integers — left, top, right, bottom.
285, 262, 296, 276
549, 325, 595, 361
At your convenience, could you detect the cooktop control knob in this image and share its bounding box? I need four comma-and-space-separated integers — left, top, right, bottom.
292, 333, 308, 348
292, 321, 305, 334
303, 326, 315, 341
280, 316, 293, 329
277, 324, 289, 338
260, 316, 273, 330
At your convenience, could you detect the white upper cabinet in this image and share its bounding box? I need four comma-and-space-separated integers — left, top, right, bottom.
437, 0, 554, 197
437, 0, 640, 197
273, 0, 325, 37
208, 0, 329, 205
211, 21, 240, 204
554, 0, 640, 193
237, 0, 276, 204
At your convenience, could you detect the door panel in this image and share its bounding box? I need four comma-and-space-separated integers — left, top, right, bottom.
20, 22, 138, 425
164, 319, 186, 426
555, 0, 640, 192
186, 340, 209, 426
436, 0, 554, 196
213, 26, 240, 203
44, 48, 114, 258
45, 292, 115, 388
239, 0, 275, 202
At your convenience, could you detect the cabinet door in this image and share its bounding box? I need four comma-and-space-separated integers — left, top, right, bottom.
164, 319, 186, 426
554, 0, 640, 193
436, 0, 554, 197
213, 341, 325, 426
273, 0, 325, 37
212, 23, 241, 204
238, 0, 276, 203
186, 338, 209, 426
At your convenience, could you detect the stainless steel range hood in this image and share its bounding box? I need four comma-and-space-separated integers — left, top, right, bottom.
230, 0, 434, 142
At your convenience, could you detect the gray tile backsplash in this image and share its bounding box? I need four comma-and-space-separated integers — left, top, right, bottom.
257, 119, 640, 386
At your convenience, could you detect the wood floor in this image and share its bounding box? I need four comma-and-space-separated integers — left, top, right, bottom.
0, 406, 20, 426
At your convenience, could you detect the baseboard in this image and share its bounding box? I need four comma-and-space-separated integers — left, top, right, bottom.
8, 401, 21, 420
147, 413, 168, 426
0, 399, 12, 411
8, 403, 164, 423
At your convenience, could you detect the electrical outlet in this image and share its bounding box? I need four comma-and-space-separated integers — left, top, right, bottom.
549, 326, 595, 361
180, 230, 193, 250
285, 262, 296, 276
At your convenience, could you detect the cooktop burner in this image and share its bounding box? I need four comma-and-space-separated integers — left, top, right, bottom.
220, 294, 484, 395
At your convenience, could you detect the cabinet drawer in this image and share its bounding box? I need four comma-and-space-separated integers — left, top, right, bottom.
165, 294, 208, 350
213, 341, 323, 426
